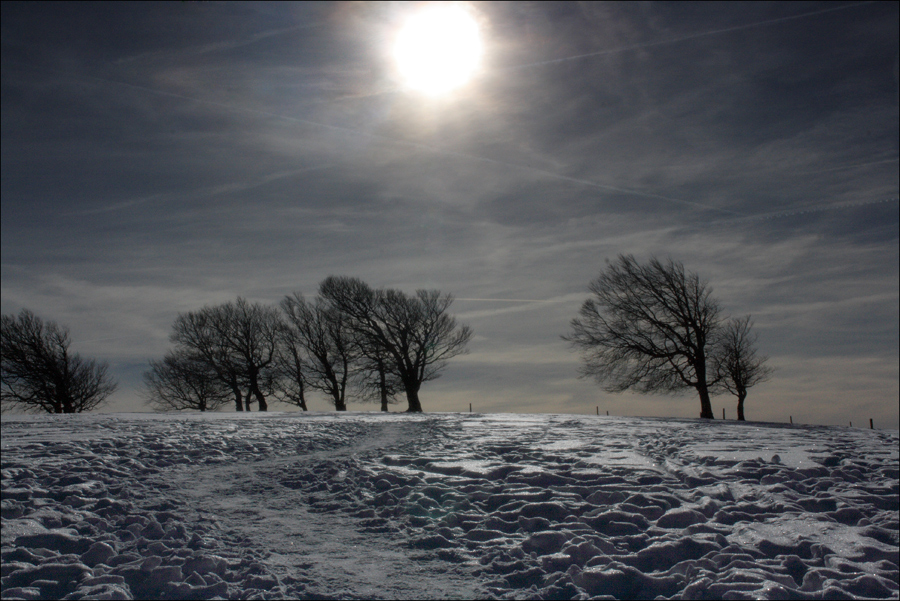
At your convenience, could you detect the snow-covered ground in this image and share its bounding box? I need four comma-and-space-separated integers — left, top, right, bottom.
1, 412, 897, 600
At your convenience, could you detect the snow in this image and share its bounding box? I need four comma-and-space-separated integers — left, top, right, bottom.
1, 412, 897, 600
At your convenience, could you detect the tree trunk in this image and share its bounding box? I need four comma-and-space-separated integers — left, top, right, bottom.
329, 382, 346, 411
294, 375, 308, 411
248, 370, 267, 411
736, 393, 746, 421
252, 388, 267, 411
379, 366, 388, 412
405, 384, 423, 412
60, 391, 74, 413
693, 355, 715, 419
697, 385, 714, 419
231, 385, 243, 411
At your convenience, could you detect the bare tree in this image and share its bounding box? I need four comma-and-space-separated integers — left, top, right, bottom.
355, 346, 404, 412
212, 298, 281, 412
1, 309, 117, 414
713, 316, 772, 421
270, 324, 310, 411
170, 308, 246, 411
170, 298, 281, 411
564, 255, 722, 419
142, 349, 231, 412
280, 293, 358, 411
319, 277, 472, 412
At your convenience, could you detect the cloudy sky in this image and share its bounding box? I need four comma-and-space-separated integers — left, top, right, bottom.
2, 2, 897, 427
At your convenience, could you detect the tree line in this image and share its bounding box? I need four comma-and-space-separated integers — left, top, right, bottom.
145, 276, 472, 413
0, 276, 472, 414
3, 261, 771, 419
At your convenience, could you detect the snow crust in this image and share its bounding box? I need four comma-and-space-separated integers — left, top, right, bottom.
1, 412, 897, 600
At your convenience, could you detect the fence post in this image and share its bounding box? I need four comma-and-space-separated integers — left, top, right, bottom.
790, 415, 793, 424
596, 406, 599, 415
870, 418, 874, 429
469, 403, 472, 413
722, 408, 725, 420
606, 410, 609, 416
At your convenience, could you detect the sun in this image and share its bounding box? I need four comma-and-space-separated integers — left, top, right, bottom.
393, 3, 482, 96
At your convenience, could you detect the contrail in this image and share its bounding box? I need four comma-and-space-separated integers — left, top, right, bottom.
504, 2, 876, 71
796, 158, 898, 175
425, 149, 742, 215
67, 163, 334, 215
754, 196, 899, 221
5, 60, 736, 216
711, 196, 899, 226
456, 298, 569, 303
115, 24, 320, 64
319, 3, 878, 94
76, 335, 146, 344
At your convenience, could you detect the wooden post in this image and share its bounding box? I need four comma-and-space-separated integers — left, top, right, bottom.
870, 418, 874, 429
850, 421, 852, 427
606, 410, 609, 416
596, 406, 599, 415
790, 415, 793, 424
469, 403, 472, 413
722, 408, 725, 420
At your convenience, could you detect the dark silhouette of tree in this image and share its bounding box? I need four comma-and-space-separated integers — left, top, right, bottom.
280, 293, 357, 411
1, 309, 117, 414
142, 349, 231, 412
355, 346, 403, 412
564, 255, 722, 419
170, 298, 281, 411
318, 277, 472, 412
713, 315, 772, 421
213, 298, 281, 412
271, 324, 310, 411
170, 308, 246, 411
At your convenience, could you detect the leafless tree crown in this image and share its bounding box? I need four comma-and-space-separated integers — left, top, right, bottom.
169, 298, 282, 411
565, 255, 722, 418
147, 277, 471, 413
142, 349, 232, 412
713, 315, 772, 419
319, 277, 472, 412
1, 309, 117, 414
270, 320, 310, 411
280, 293, 358, 411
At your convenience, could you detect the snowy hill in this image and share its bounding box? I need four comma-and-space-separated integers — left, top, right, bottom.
1, 412, 897, 600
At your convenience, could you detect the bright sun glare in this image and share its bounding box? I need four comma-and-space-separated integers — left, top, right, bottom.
394, 4, 482, 96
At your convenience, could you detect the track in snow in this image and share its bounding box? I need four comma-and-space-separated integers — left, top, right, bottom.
2, 412, 898, 600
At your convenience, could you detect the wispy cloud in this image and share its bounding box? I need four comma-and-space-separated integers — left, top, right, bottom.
115, 24, 322, 65
63, 164, 334, 216
2, 2, 896, 426
502, 2, 877, 71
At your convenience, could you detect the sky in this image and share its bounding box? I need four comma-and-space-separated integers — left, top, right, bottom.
1, 1, 897, 427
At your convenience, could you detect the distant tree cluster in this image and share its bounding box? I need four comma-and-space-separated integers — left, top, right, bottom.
1, 310, 117, 414
565, 255, 772, 420
145, 277, 472, 413
3, 261, 771, 421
